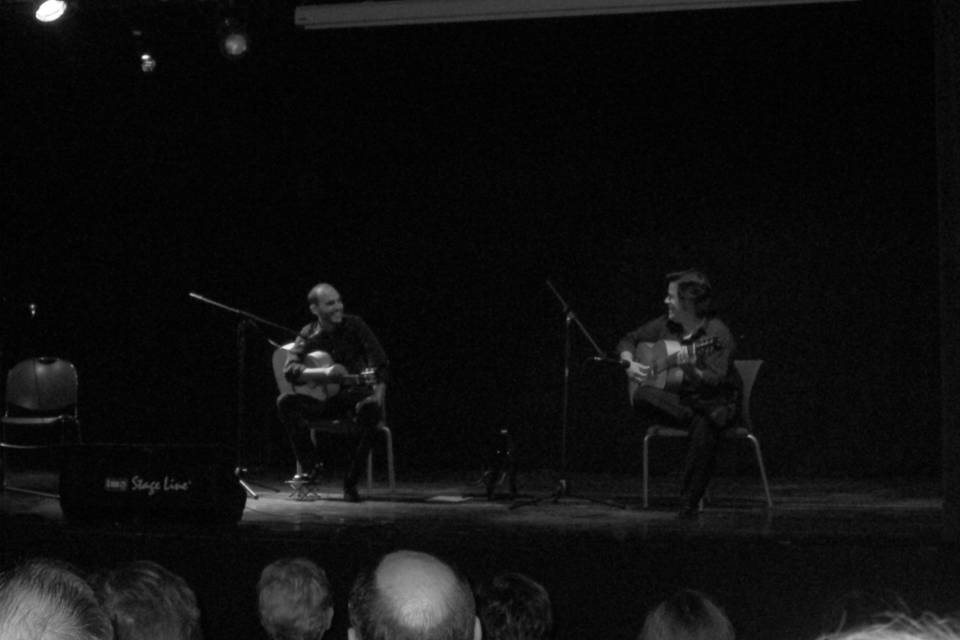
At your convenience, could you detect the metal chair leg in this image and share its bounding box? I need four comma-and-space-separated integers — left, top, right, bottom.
365, 425, 396, 492
642, 432, 651, 508
747, 434, 773, 508
366, 450, 374, 489
382, 426, 396, 491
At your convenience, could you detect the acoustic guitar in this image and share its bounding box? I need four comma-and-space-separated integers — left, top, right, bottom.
272, 343, 378, 402
626, 336, 721, 397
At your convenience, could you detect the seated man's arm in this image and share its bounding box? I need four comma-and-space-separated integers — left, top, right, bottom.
617, 317, 667, 358
685, 322, 736, 386
284, 334, 346, 385
617, 317, 668, 379
283, 335, 309, 384
354, 316, 390, 384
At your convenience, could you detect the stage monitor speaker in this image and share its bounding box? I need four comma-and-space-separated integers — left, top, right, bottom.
58, 443, 247, 526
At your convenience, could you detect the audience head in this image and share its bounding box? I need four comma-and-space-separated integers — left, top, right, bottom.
258, 557, 334, 640
0, 556, 111, 640
639, 589, 734, 640
477, 572, 552, 640
91, 559, 202, 640
348, 549, 480, 640
814, 613, 960, 640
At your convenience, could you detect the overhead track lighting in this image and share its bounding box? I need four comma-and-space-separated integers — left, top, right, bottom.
295, 0, 859, 29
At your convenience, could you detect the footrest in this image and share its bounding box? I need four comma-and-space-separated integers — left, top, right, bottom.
286, 479, 321, 501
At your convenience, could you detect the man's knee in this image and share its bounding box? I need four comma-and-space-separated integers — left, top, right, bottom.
708, 405, 732, 428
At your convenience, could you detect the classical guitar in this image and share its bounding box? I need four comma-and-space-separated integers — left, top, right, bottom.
272, 344, 378, 402
626, 336, 721, 397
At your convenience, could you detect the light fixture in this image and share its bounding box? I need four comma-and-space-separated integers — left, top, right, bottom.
34, 0, 67, 23
295, 0, 859, 29
139, 51, 157, 73
131, 28, 158, 74
218, 17, 249, 60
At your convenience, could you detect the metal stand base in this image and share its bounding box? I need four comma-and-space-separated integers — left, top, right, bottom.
235, 467, 270, 500
510, 478, 625, 510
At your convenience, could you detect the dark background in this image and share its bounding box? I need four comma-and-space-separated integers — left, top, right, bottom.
0, 0, 938, 480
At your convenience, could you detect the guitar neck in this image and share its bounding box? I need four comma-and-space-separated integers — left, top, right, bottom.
663, 340, 715, 369
341, 370, 379, 386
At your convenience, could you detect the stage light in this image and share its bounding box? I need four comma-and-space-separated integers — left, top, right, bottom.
139, 52, 157, 73
34, 0, 67, 23
218, 18, 249, 60
131, 29, 157, 74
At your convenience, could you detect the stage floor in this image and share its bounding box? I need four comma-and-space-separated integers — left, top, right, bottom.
0, 468, 951, 640
0, 467, 943, 542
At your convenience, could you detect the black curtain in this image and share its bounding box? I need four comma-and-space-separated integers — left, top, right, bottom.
936, 0, 960, 542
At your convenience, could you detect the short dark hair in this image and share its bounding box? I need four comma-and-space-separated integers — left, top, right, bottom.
666, 269, 713, 317
639, 589, 734, 640
478, 572, 553, 640
0, 557, 112, 640
349, 550, 476, 640
91, 560, 203, 640
258, 557, 334, 640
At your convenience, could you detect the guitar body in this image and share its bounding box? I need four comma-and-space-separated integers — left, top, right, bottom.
629, 340, 686, 396
626, 336, 722, 401
273, 343, 375, 402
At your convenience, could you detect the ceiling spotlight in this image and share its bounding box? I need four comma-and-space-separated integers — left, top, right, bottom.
218, 18, 249, 60
34, 0, 68, 23
131, 29, 158, 74
139, 52, 157, 73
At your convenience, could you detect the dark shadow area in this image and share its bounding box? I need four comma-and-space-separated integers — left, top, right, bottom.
0, 0, 939, 479
0, 2, 951, 639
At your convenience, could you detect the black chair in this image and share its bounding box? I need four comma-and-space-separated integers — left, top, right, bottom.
641, 359, 772, 509
307, 416, 396, 491
1, 357, 81, 497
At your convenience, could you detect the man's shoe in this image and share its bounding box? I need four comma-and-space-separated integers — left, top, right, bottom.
343, 485, 362, 503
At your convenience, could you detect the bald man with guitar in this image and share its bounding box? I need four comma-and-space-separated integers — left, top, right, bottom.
617, 269, 741, 519
276, 282, 389, 502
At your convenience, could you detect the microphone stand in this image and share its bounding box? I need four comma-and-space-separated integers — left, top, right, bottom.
188, 293, 297, 499
510, 280, 625, 510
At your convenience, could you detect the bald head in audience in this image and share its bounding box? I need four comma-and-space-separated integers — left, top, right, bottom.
348, 549, 481, 640
0, 557, 112, 640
